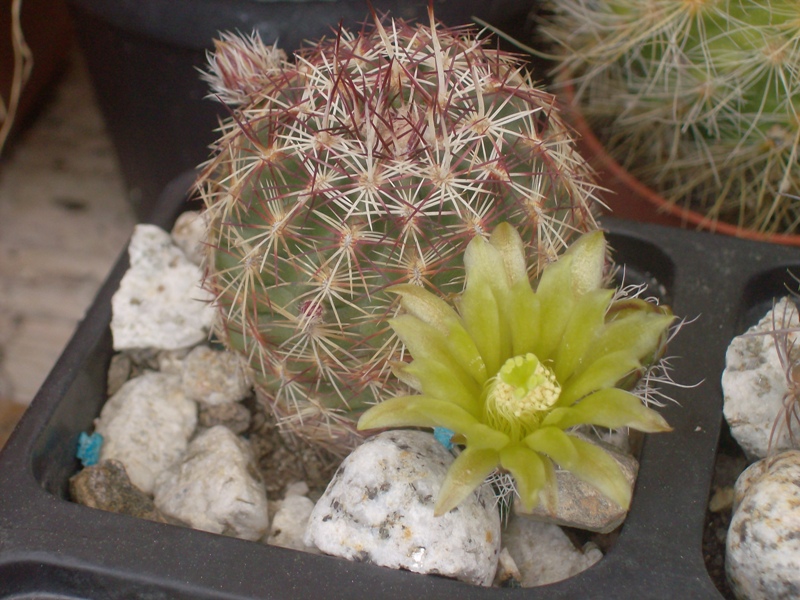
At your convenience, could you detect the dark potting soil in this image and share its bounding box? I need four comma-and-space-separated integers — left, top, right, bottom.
703, 424, 749, 600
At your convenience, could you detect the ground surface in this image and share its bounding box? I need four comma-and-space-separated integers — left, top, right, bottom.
0, 49, 134, 447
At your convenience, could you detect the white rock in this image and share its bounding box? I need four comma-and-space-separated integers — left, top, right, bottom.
722, 296, 800, 459
111, 224, 216, 351
494, 547, 522, 587
95, 372, 197, 494
154, 425, 269, 541
503, 514, 603, 587
181, 345, 251, 405
726, 450, 800, 600
157, 348, 191, 375
304, 430, 501, 586
269, 495, 319, 553
171, 210, 206, 266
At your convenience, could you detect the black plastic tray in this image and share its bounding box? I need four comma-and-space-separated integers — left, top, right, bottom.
1, 170, 798, 599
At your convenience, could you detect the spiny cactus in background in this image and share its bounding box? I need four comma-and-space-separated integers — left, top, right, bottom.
540, 0, 800, 235
198, 9, 602, 458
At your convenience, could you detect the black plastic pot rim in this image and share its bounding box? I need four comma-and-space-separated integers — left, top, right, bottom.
3, 170, 800, 598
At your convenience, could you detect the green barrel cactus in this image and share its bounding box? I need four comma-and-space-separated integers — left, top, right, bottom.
198, 10, 603, 457
359, 222, 674, 514
540, 0, 800, 235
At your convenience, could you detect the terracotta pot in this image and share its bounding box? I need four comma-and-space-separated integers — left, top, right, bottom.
560, 83, 800, 248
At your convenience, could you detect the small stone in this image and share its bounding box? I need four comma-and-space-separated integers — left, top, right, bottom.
181, 345, 251, 405
111, 224, 215, 351
304, 430, 501, 587
154, 425, 269, 541
70, 459, 185, 526
171, 210, 206, 266
515, 433, 638, 533
268, 493, 319, 553
494, 547, 522, 587
95, 372, 197, 494
708, 486, 735, 513
106, 353, 132, 397
284, 481, 310, 498
503, 514, 603, 587
198, 401, 251, 434
726, 449, 800, 599
125, 348, 161, 372
722, 296, 800, 459
157, 348, 191, 375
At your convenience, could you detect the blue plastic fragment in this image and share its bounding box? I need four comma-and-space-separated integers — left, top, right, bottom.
433, 427, 455, 451
76, 432, 103, 467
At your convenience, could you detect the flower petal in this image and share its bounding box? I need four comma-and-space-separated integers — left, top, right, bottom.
357, 395, 480, 432
434, 447, 499, 516
557, 350, 641, 407
460, 236, 511, 376
541, 388, 672, 432
561, 435, 633, 510
508, 280, 541, 357
389, 284, 487, 383
567, 230, 606, 296
531, 251, 576, 360
534, 230, 606, 360
488, 222, 528, 287
462, 422, 511, 451
523, 426, 579, 466
486, 223, 542, 357
580, 311, 674, 373
552, 288, 614, 381
525, 428, 633, 509
398, 360, 481, 416
390, 315, 481, 398
499, 444, 548, 512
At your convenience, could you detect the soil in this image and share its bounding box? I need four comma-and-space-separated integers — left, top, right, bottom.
244, 393, 341, 501
702, 424, 749, 600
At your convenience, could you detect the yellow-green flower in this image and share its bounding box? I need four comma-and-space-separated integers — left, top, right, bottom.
358, 223, 674, 516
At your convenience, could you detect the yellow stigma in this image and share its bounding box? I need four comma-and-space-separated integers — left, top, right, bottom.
484, 353, 561, 440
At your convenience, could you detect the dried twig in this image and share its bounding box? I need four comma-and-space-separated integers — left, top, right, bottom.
0, 0, 33, 156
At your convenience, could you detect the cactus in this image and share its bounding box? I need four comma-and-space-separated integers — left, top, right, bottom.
539, 0, 800, 235
358, 223, 674, 514
198, 9, 602, 458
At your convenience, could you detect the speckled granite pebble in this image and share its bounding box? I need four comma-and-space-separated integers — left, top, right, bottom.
304, 430, 501, 586
722, 297, 800, 459
726, 449, 800, 599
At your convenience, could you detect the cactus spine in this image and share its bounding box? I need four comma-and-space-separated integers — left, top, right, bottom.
541, 0, 800, 235
198, 10, 602, 457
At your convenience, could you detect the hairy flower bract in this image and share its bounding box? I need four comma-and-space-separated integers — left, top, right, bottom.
358, 223, 674, 515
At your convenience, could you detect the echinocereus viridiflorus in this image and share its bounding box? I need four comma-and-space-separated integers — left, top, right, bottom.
358, 222, 674, 515
198, 9, 602, 459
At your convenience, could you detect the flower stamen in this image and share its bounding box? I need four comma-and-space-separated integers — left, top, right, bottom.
484, 353, 561, 440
